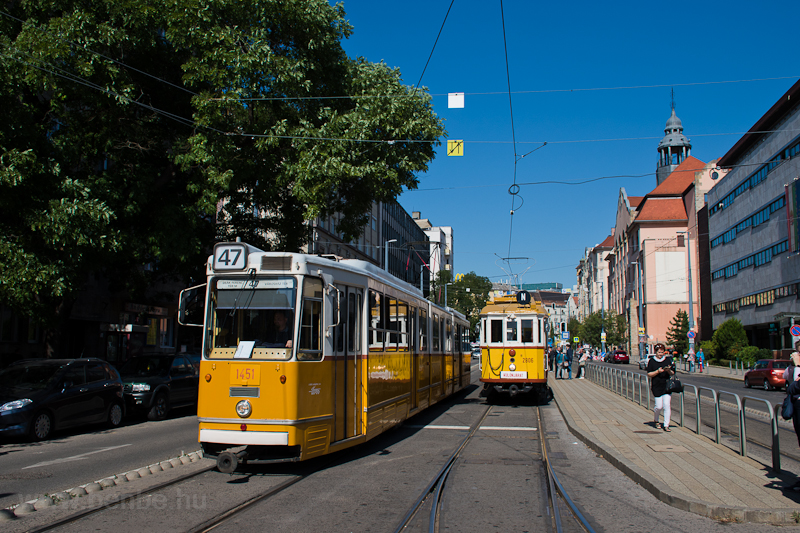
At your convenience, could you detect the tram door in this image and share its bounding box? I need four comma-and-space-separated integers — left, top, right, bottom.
409, 307, 417, 410
332, 285, 363, 442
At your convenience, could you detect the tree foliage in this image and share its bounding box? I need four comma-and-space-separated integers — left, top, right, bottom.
0, 1, 444, 351
712, 318, 749, 360
578, 310, 627, 349
666, 309, 690, 354
430, 270, 491, 340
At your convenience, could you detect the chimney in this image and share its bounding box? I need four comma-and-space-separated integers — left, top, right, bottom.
412, 211, 421, 220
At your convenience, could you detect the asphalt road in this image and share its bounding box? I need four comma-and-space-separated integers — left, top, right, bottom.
3, 363, 800, 532
0, 406, 199, 509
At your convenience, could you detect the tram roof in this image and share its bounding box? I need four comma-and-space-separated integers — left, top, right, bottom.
480, 295, 547, 316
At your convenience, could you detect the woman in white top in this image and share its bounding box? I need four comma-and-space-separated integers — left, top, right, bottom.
783, 352, 800, 384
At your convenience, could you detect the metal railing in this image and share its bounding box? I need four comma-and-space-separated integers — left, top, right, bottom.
585, 363, 784, 471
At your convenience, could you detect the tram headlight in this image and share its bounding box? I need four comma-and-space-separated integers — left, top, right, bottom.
509, 363, 516, 371
235, 400, 252, 418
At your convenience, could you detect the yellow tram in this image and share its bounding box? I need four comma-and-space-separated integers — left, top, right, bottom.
478, 291, 549, 401
180, 242, 471, 472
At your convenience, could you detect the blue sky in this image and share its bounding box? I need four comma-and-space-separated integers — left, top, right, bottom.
336, 0, 800, 287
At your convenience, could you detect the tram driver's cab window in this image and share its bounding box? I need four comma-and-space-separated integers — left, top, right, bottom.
209, 277, 296, 360
506, 319, 517, 342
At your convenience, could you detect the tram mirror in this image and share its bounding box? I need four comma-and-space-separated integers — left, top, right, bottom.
179, 284, 207, 327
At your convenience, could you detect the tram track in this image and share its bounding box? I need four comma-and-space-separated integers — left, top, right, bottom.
393, 395, 598, 533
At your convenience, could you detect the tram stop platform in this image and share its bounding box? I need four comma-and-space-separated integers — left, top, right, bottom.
550, 374, 800, 524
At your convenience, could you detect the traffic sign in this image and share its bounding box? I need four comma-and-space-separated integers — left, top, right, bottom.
561, 332, 570, 340
638, 327, 645, 335
791, 324, 800, 337
601, 332, 606, 341
687, 331, 696, 339
573, 337, 580, 343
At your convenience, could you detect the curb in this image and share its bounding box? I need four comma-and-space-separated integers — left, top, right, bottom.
551, 384, 800, 525
0, 450, 204, 521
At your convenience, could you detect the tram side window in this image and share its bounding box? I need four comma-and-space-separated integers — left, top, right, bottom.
397, 301, 408, 352
538, 318, 543, 345
386, 299, 398, 352
298, 278, 323, 361
432, 315, 440, 352
521, 319, 533, 343
445, 320, 452, 353
419, 309, 428, 351
348, 292, 361, 352
506, 320, 517, 342
490, 319, 503, 343
369, 290, 383, 351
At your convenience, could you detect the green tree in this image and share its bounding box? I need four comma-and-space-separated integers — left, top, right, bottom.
430, 270, 491, 340
608, 311, 627, 348
567, 317, 583, 343
666, 309, 690, 354
712, 318, 749, 360
0, 0, 444, 353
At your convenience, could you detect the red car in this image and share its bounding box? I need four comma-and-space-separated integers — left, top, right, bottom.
744, 359, 790, 390
605, 350, 629, 364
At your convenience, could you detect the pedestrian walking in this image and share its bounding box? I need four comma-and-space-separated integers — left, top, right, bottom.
785, 352, 800, 490
565, 343, 574, 379
647, 343, 675, 432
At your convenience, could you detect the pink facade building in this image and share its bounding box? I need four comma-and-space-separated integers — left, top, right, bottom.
607, 156, 725, 355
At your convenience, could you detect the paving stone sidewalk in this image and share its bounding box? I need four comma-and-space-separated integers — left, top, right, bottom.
550, 375, 800, 524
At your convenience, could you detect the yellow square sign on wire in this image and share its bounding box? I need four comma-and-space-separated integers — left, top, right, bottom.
447, 140, 464, 156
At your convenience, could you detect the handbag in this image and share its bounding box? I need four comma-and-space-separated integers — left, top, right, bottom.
666, 375, 683, 394
782, 394, 795, 420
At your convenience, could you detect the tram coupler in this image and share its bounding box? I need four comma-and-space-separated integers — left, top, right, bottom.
508, 384, 520, 397
217, 450, 248, 474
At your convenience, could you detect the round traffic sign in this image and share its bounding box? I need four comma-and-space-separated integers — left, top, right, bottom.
791, 324, 800, 337
687, 331, 696, 339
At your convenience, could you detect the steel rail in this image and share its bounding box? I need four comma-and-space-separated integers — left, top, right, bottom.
537, 406, 597, 533
393, 405, 493, 533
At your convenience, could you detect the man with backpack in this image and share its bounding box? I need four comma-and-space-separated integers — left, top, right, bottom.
565, 343, 574, 380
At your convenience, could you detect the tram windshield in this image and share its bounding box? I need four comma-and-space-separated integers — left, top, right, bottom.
209, 278, 297, 356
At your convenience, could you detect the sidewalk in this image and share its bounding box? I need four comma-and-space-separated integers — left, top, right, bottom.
550, 375, 800, 524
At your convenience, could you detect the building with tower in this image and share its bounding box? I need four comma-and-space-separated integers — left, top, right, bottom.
657, 107, 692, 186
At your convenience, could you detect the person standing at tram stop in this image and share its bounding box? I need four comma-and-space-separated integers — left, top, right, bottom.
647, 343, 675, 432
555, 348, 565, 379
577, 349, 589, 379
696, 347, 705, 373
565, 343, 574, 380
548, 345, 557, 373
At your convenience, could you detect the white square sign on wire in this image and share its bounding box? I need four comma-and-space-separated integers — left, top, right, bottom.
448, 92, 464, 108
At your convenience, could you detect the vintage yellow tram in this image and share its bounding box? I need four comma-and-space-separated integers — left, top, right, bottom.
180, 242, 471, 472
478, 291, 549, 401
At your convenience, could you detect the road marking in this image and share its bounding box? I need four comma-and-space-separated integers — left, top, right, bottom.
405, 425, 470, 430
405, 425, 538, 431
23, 444, 133, 469
480, 426, 538, 431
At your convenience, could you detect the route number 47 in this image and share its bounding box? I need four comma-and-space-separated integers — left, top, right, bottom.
213, 244, 247, 270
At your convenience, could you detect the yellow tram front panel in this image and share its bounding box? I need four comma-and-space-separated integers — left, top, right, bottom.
197, 355, 336, 459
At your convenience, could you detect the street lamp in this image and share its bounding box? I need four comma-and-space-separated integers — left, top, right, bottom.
600, 281, 606, 355
676, 230, 695, 350
632, 260, 645, 361
384, 239, 397, 274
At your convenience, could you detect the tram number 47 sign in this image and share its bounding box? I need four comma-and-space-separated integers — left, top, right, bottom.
214, 243, 248, 271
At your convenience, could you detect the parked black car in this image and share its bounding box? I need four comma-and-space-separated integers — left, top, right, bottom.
119, 354, 199, 421
0, 358, 125, 441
